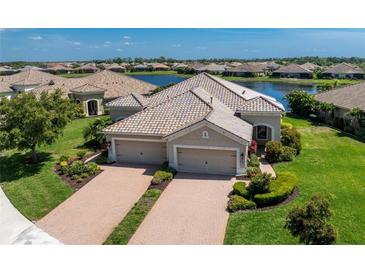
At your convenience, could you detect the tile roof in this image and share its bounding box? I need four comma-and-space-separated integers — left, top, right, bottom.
106, 92, 148, 108
70, 83, 106, 93
238, 96, 284, 112
225, 63, 266, 73
323, 63, 364, 74
274, 63, 312, 74
315, 81, 365, 111
195, 63, 228, 72
103, 89, 212, 136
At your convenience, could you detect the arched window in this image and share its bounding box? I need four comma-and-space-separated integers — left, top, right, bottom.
202, 130, 209, 139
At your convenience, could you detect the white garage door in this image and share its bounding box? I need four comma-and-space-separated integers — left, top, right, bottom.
177, 147, 237, 175
115, 140, 166, 165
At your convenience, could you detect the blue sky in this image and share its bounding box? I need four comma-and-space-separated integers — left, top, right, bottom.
0, 29, 364, 61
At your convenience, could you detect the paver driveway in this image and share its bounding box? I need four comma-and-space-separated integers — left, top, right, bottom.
37, 164, 156, 245
128, 173, 235, 245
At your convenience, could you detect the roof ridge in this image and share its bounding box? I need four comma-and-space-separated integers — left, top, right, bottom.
131, 92, 146, 107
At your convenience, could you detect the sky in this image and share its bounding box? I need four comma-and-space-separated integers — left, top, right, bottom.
0, 28, 365, 62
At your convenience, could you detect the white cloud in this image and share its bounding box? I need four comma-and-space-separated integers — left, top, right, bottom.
116, 48, 123, 52
196, 46, 207, 50
124, 41, 133, 46
71, 41, 81, 46
29, 35, 43, 40
172, 44, 181, 48
123, 36, 131, 39
105, 41, 112, 44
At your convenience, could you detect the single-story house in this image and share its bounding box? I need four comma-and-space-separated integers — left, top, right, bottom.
75, 63, 98, 73
272, 64, 313, 79
300, 62, 321, 72
133, 64, 150, 71
195, 63, 229, 74
0, 69, 156, 116
223, 63, 266, 77
103, 72, 285, 176
264, 61, 280, 72
320, 63, 364, 79
315, 81, 365, 122
150, 63, 170, 71
107, 63, 126, 72
0, 66, 19, 76
44, 64, 74, 74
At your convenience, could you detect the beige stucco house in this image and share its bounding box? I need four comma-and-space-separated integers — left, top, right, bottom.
103, 73, 284, 176
0, 69, 156, 116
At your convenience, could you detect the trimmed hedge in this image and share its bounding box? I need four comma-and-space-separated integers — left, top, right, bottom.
280, 146, 297, 161
281, 127, 302, 154
232, 181, 250, 199
248, 154, 260, 168
228, 195, 256, 212
281, 122, 293, 129
246, 166, 261, 178
253, 172, 298, 207
265, 141, 282, 163
151, 170, 173, 185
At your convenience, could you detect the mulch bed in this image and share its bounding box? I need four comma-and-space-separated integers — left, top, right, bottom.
54, 158, 103, 191
232, 187, 300, 213
148, 180, 170, 192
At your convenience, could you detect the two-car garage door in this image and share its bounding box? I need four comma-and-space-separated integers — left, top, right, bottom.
115, 140, 166, 165
177, 147, 237, 175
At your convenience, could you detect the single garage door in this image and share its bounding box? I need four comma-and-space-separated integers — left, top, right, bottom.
115, 140, 166, 165
177, 147, 236, 175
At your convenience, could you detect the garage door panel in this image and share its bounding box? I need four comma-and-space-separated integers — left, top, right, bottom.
116, 140, 166, 165
177, 148, 236, 175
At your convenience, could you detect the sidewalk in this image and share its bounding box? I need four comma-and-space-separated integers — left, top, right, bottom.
259, 159, 276, 178
0, 187, 61, 245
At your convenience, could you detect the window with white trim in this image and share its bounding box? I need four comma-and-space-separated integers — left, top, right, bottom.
202, 130, 209, 139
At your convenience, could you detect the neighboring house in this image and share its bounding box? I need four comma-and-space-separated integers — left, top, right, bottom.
44, 64, 74, 74
0, 66, 19, 76
107, 92, 149, 121
0, 69, 156, 116
264, 61, 280, 72
107, 63, 126, 72
223, 63, 266, 77
103, 73, 284, 176
195, 63, 228, 73
133, 64, 150, 71
300, 62, 321, 72
75, 63, 98, 73
272, 64, 313, 79
315, 81, 365, 121
150, 63, 170, 71
321, 63, 364, 79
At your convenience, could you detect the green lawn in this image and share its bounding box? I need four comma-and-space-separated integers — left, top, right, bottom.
0, 117, 99, 221
224, 115, 365, 244
104, 189, 161, 245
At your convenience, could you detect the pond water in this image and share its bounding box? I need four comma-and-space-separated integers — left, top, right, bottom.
131, 75, 318, 110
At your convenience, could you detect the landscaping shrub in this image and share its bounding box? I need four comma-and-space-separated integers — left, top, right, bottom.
160, 162, 177, 176
248, 172, 272, 195
83, 117, 112, 146
60, 161, 68, 167
281, 122, 293, 129
265, 141, 282, 163
246, 166, 261, 179
253, 172, 297, 207
281, 127, 302, 154
87, 162, 100, 175
151, 170, 173, 185
59, 155, 68, 163
77, 151, 87, 159
62, 160, 101, 177
232, 181, 250, 199
248, 154, 260, 168
248, 140, 257, 154
280, 146, 297, 161
228, 195, 256, 212
284, 193, 337, 245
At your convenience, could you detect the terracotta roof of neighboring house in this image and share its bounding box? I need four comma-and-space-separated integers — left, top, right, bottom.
172, 63, 188, 69
4, 69, 157, 99
300, 62, 320, 72
104, 86, 253, 142
70, 83, 106, 93
0, 69, 62, 92
274, 64, 312, 74
322, 63, 364, 74
264, 61, 280, 70
108, 72, 284, 113
195, 63, 228, 72
106, 92, 149, 108
134, 64, 149, 69
188, 63, 205, 70
315, 82, 365, 111
225, 63, 265, 73
20, 65, 44, 71
228, 62, 242, 67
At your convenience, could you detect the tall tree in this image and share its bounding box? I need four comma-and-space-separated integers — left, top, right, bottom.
0, 89, 77, 162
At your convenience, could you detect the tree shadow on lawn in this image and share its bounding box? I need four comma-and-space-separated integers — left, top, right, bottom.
335, 131, 365, 144
0, 152, 52, 183
76, 139, 99, 150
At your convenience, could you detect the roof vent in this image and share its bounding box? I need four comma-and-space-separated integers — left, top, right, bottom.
242, 90, 246, 95
210, 97, 213, 104
49, 80, 55, 85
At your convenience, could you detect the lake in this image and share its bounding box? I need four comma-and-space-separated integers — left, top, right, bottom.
131, 75, 317, 110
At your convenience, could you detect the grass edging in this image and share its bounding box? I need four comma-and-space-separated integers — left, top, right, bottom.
103, 188, 161, 245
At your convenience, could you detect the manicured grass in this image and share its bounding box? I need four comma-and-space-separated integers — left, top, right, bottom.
224, 115, 365, 244
0, 117, 99, 221
104, 189, 161, 245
